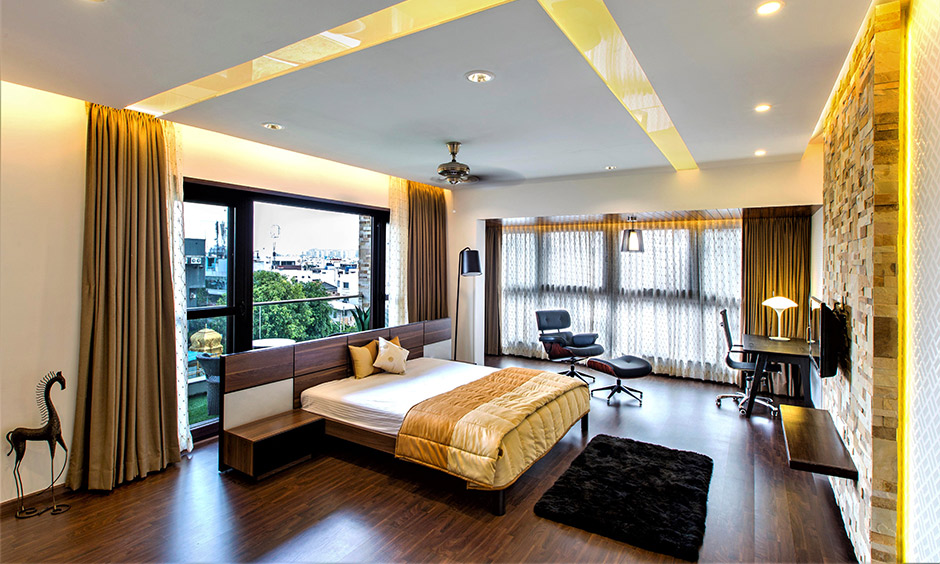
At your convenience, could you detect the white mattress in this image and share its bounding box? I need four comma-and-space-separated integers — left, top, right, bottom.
300, 357, 497, 435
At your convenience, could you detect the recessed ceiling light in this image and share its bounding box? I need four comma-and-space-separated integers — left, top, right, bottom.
754, 103, 772, 112
755, 149, 767, 157
757, 1, 783, 15
262, 122, 283, 130
465, 70, 494, 83
605, 165, 617, 171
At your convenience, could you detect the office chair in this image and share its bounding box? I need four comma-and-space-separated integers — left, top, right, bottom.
535, 309, 604, 384
716, 309, 781, 417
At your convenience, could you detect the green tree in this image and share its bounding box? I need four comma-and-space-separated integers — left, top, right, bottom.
252, 270, 347, 341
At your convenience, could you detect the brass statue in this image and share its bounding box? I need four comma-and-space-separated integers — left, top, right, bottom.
5, 371, 70, 518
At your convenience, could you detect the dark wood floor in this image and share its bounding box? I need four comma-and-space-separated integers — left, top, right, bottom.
1, 356, 856, 563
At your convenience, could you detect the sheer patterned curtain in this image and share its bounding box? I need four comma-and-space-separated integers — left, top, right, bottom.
387, 177, 409, 325
166, 124, 192, 453
500, 215, 741, 383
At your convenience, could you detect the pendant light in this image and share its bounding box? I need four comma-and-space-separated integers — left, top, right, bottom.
621, 216, 644, 252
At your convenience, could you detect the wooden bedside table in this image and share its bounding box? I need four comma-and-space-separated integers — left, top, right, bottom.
222, 410, 324, 479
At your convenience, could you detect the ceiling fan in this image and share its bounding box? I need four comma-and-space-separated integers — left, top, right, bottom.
436, 141, 479, 185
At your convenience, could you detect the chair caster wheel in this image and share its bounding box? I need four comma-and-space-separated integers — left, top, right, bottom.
716, 399, 722, 407
739, 407, 747, 416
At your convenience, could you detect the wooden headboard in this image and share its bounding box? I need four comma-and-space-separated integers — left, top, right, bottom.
219, 318, 452, 427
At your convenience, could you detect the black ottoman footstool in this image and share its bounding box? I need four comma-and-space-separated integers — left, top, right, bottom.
586, 355, 653, 406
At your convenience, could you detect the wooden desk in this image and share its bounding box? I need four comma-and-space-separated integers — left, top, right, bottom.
741, 334, 812, 417
780, 405, 858, 480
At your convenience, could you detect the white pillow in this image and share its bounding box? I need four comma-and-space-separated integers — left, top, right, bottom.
373, 337, 409, 374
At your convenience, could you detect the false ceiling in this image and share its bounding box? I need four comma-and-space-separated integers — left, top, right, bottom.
1, 0, 869, 186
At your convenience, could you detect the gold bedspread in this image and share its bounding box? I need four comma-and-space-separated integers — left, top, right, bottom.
395, 366, 590, 489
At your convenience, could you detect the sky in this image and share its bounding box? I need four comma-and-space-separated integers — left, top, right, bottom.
184, 201, 361, 256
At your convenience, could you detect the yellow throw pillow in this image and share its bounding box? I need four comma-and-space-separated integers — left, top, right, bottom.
348, 336, 401, 379
373, 337, 409, 374
348, 343, 377, 379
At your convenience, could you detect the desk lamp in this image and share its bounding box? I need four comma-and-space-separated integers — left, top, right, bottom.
762, 295, 798, 341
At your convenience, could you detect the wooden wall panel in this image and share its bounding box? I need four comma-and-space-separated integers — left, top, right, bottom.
390, 322, 424, 358
347, 328, 391, 348
223, 345, 293, 393
293, 366, 348, 408
294, 334, 348, 376
424, 318, 451, 344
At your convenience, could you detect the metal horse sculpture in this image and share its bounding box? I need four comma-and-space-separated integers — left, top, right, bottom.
5, 371, 70, 518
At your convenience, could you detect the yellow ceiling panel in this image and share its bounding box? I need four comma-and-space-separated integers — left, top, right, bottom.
128, 0, 516, 116
536, 0, 697, 171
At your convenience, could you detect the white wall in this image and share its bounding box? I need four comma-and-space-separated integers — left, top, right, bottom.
1, 82, 86, 506
178, 125, 388, 208
449, 148, 825, 364
0, 81, 390, 502
905, 0, 940, 557
811, 206, 824, 297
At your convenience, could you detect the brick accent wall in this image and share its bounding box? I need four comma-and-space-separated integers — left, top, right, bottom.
821, 3, 902, 562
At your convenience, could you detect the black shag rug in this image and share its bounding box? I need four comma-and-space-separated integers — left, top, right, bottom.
534, 434, 713, 561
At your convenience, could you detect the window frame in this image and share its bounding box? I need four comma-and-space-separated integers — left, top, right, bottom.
183, 178, 389, 440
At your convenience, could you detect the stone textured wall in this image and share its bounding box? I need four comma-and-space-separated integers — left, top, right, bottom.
821, 3, 902, 562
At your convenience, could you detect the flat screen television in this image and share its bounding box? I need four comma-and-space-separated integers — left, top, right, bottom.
809, 296, 839, 378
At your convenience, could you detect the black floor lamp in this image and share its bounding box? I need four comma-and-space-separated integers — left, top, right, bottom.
454, 246, 482, 361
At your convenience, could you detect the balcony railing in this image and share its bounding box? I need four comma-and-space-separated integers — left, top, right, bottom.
252, 293, 365, 342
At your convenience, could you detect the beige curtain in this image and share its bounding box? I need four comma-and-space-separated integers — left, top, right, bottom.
484, 220, 502, 355
67, 104, 181, 491
742, 209, 811, 393
407, 181, 448, 321
742, 211, 811, 338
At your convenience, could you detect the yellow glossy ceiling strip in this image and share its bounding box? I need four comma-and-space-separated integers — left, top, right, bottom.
128, 0, 515, 116
536, 0, 697, 170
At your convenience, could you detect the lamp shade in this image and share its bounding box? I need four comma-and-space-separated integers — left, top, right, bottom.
620, 228, 644, 252
460, 248, 482, 276
762, 296, 798, 311
762, 295, 797, 340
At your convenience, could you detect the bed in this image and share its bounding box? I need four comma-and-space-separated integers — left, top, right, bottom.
300, 357, 497, 436
301, 356, 590, 494
218, 319, 590, 514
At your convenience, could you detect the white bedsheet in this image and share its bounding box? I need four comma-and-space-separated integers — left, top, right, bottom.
300, 357, 497, 435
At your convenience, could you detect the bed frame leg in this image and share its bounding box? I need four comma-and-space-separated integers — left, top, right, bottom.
580, 413, 589, 436
492, 489, 506, 516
